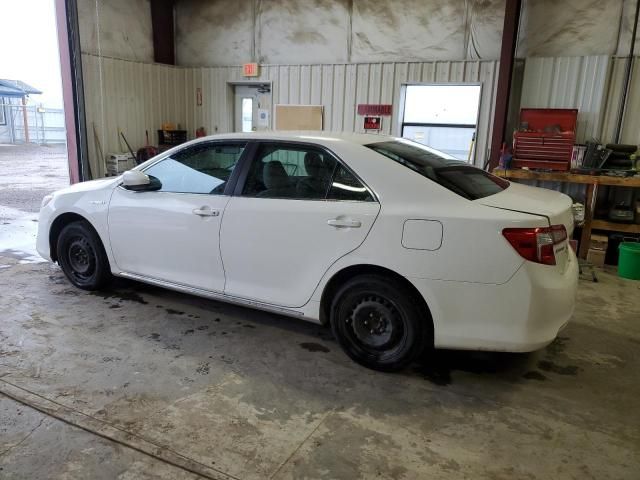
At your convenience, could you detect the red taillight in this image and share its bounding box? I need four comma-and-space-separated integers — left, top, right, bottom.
502, 225, 567, 266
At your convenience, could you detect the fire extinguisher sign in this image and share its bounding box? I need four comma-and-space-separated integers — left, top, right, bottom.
363, 116, 381, 130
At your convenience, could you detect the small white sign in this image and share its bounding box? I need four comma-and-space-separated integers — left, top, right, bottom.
258, 109, 269, 128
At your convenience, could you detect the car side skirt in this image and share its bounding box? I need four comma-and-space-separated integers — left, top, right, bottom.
116, 271, 315, 321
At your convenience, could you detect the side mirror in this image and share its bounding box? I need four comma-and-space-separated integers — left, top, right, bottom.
122, 170, 161, 192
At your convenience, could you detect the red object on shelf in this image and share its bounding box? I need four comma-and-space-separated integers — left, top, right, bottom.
512, 108, 578, 171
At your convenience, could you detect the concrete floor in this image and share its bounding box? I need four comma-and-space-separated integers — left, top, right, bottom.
1, 145, 640, 479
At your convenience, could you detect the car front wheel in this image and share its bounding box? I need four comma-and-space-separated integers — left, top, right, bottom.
330, 274, 429, 371
57, 221, 111, 290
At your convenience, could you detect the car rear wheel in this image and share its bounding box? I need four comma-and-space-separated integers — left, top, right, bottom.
57, 221, 111, 290
330, 274, 429, 371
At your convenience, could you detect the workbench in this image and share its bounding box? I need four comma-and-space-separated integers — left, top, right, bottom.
493, 169, 640, 259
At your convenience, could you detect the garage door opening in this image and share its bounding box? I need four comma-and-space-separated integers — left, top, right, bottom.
0, 0, 69, 261
401, 84, 481, 162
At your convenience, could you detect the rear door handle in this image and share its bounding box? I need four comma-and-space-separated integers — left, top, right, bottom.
327, 218, 361, 228
193, 207, 220, 217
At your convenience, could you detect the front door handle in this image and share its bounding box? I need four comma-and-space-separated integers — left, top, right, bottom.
193, 207, 220, 217
327, 218, 361, 228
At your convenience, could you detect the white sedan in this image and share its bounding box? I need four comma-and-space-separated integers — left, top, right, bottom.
37, 132, 578, 371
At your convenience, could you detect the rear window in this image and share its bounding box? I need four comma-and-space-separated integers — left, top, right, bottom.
366, 140, 509, 200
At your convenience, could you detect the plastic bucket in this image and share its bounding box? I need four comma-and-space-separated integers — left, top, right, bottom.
618, 242, 640, 280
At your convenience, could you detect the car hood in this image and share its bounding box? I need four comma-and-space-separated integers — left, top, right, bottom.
476, 182, 574, 234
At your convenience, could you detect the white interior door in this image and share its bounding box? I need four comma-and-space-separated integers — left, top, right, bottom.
233, 84, 271, 132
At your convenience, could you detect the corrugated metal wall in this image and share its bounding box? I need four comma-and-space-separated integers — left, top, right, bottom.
518, 55, 640, 202
82, 54, 499, 175
82, 53, 187, 178
182, 61, 499, 167
82, 52, 638, 180
600, 56, 640, 146
520, 55, 611, 143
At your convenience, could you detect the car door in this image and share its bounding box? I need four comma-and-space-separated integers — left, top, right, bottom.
219, 142, 380, 308
108, 141, 248, 292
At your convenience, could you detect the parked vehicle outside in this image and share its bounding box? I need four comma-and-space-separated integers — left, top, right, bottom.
37, 132, 578, 371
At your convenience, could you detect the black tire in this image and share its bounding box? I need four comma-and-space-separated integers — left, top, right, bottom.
329, 274, 430, 372
56, 220, 111, 290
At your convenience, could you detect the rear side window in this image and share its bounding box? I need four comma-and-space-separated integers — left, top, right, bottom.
241, 143, 374, 202
366, 140, 509, 200
327, 164, 373, 202
242, 145, 336, 199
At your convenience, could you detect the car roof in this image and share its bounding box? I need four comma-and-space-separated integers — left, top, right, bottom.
193, 131, 397, 146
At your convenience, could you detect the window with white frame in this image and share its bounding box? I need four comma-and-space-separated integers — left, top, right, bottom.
401, 84, 481, 162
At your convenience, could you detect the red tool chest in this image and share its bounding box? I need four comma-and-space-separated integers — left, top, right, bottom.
512, 108, 578, 171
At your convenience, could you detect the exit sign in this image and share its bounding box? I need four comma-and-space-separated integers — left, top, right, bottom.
243, 63, 259, 77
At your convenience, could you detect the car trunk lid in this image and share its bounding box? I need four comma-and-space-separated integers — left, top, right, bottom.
476, 182, 574, 271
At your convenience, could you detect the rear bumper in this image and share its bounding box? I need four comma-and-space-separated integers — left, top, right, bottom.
410, 250, 579, 352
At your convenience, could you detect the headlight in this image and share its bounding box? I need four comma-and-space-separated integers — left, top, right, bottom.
41, 194, 54, 208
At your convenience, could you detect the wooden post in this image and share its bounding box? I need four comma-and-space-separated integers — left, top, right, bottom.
21, 96, 30, 143
578, 182, 598, 259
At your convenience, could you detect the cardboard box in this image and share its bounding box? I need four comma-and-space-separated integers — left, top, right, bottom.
106, 153, 135, 175
587, 248, 606, 266
590, 234, 608, 251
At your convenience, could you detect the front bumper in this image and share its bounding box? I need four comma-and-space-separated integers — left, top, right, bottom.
36, 204, 55, 262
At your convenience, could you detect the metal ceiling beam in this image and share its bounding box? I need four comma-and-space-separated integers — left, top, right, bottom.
151, 0, 175, 65
487, 0, 522, 171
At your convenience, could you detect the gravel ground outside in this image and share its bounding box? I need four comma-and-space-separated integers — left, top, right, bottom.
0, 143, 69, 215
0, 143, 69, 261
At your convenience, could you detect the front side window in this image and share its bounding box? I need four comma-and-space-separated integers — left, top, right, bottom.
241, 143, 373, 201
366, 139, 508, 200
144, 142, 246, 194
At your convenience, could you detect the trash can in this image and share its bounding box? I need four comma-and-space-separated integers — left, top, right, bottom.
618, 242, 640, 280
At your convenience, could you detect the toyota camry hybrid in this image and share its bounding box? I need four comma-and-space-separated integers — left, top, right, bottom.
37, 132, 578, 371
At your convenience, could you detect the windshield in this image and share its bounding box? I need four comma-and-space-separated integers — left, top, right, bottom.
365, 139, 509, 200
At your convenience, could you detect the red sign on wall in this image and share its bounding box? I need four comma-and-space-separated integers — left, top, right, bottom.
243, 63, 259, 77
357, 104, 392, 116
364, 116, 382, 130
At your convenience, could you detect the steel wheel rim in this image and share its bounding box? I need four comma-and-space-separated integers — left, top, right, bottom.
66, 236, 96, 281
345, 294, 405, 354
